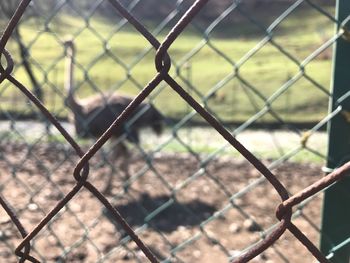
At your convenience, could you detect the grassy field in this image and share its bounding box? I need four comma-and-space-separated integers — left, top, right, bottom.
1, 4, 335, 124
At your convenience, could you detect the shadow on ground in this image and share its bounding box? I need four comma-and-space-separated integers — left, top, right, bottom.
104, 193, 216, 233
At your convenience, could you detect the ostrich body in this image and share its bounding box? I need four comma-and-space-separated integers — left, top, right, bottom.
63, 39, 163, 193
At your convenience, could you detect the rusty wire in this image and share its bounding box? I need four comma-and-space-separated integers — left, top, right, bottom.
0, 0, 349, 262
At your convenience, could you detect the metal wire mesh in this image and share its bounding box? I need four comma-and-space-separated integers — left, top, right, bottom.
0, 0, 349, 262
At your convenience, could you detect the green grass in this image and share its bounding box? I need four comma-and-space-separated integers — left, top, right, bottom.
0, 5, 335, 124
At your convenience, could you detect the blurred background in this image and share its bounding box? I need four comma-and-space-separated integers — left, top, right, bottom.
1, 0, 348, 262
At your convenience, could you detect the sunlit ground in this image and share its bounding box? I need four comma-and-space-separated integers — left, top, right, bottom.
0, 121, 327, 164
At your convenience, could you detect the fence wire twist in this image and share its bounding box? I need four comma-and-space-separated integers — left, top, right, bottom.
0, 0, 350, 262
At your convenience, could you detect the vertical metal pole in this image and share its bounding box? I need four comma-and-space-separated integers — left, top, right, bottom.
320, 1, 350, 262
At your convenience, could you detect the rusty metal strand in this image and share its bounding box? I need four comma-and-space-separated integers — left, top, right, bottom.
282, 160, 350, 210
232, 210, 292, 263
72, 74, 164, 263
161, 73, 292, 261
0, 0, 31, 52
1, 0, 85, 163
7, 74, 85, 158
0, 194, 30, 263
73, 73, 163, 181
86, 182, 160, 263
0, 49, 14, 83
155, 0, 209, 72
163, 75, 290, 201
287, 223, 329, 263
15, 181, 87, 261
108, 0, 171, 70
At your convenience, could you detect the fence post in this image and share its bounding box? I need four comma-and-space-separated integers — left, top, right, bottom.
320, 0, 350, 262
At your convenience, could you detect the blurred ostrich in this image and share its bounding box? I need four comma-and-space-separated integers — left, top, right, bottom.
63, 39, 163, 193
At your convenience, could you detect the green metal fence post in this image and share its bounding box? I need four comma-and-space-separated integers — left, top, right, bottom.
320, 1, 350, 262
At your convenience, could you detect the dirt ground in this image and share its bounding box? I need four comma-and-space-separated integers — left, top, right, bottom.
0, 141, 326, 262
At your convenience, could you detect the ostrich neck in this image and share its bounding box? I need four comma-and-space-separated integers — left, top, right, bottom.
65, 47, 82, 115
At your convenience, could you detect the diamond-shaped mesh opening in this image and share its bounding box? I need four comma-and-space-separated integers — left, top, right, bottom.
268, 76, 330, 123
239, 41, 301, 95
271, 2, 335, 60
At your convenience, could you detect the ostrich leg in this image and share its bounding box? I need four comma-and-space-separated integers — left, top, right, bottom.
103, 141, 130, 194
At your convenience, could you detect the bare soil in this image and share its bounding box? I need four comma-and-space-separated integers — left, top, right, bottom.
0, 142, 325, 262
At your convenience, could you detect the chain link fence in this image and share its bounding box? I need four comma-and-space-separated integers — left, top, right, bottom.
0, 0, 350, 262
